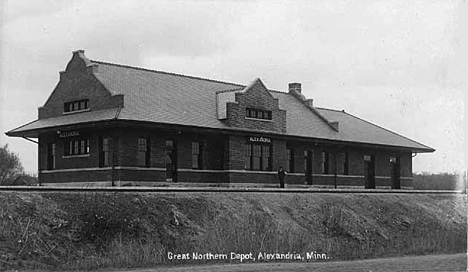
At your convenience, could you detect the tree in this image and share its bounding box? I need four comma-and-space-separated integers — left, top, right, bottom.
0, 144, 24, 185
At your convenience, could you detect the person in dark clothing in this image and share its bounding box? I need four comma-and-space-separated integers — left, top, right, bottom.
278, 166, 286, 188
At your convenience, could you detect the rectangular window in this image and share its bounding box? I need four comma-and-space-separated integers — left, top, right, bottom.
337, 152, 349, 175
68, 141, 73, 155
286, 148, 294, 173
244, 144, 252, 170
47, 143, 56, 170
192, 142, 202, 169
304, 150, 308, 173
79, 100, 87, 110
245, 143, 272, 171
245, 108, 272, 120
258, 111, 264, 119
343, 152, 349, 175
261, 145, 271, 171
73, 141, 79, 155
51, 143, 56, 168
80, 140, 85, 154
252, 145, 262, 170
64, 139, 89, 156
64, 99, 89, 113
100, 137, 110, 167
138, 137, 150, 167
321, 151, 329, 174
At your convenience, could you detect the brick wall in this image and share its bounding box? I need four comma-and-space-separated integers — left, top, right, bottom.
225, 80, 286, 132
399, 152, 412, 177
117, 169, 165, 182
178, 171, 228, 183
38, 124, 413, 187
116, 129, 225, 170
39, 131, 102, 170
38, 51, 123, 119
42, 169, 112, 183
272, 139, 287, 171
226, 135, 246, 170
268, 141, 413, 187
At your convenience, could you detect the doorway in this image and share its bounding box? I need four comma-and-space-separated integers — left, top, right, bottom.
304, 150, 313, 185
364, 155, 375, 189
390, 157, 400, 189
165, 140, 178, 182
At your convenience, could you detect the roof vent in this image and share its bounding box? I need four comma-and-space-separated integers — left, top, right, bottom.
329, 121, 339, 131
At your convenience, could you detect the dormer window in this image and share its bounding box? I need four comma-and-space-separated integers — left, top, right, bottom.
246, 108, 272, 120
64, 99, 89, 113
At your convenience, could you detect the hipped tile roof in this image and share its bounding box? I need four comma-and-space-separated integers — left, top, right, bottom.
7, 53, 434, 152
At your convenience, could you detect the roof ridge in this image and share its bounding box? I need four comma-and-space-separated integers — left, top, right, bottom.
315, 107, 346, 113
268, 89, 287, 94
91, 60, 245, 88
343, 111, 435, 151
216, 87, 245, 94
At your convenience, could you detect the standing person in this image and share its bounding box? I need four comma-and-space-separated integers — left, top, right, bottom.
278, 166, 286, 188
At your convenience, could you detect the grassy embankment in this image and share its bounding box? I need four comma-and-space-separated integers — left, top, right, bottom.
0, 191, 466, 271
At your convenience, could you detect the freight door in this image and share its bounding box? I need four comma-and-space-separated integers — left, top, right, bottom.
390, 157, 400, 189
165, 140, 178, 182
364, 155, 375, 189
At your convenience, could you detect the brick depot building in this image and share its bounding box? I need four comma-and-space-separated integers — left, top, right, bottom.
6, 50, 434, 187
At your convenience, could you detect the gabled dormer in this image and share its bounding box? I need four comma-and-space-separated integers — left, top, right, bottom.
216, 78, 286, 133
38, 50, 123, 119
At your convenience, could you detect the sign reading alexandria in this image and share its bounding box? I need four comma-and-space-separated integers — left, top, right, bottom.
59, 131, 80, 138
248, 136, 272, 143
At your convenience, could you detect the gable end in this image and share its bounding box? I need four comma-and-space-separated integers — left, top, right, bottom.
222, 78, 286, 133
38, 50, 124, 119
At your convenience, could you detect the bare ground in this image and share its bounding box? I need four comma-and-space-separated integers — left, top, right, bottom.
108, 253, 467, 272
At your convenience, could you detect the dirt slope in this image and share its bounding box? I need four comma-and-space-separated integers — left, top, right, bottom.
0, 191, 466, 271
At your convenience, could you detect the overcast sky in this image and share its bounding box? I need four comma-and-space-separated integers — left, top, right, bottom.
1, 0, 466, 174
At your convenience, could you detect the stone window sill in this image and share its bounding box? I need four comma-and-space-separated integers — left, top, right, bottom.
62, 154, 90, 158
245, 117, 273, 122
63, 108, 90, 115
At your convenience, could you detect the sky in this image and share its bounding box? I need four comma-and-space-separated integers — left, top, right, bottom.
0, 0, 466, 174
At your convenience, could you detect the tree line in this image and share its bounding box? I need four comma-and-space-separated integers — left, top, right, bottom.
0, 144, 37, 185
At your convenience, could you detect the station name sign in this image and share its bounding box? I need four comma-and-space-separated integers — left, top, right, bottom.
247, 136, 271, 143
59, 131, 80, 138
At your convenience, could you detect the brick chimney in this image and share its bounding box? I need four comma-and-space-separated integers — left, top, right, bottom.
288, 82, 302, 93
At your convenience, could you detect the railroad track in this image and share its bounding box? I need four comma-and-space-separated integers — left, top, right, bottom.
0, 186, 464, 194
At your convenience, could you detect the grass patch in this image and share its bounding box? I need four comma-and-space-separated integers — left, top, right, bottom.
0, 192, 465, 270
